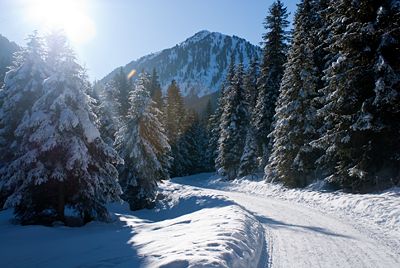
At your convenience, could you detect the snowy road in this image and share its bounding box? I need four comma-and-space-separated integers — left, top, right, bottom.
224, 191, 399, 268
174, 177, 400, 268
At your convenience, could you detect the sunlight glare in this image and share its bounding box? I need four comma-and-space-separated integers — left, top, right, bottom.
25, 0, 95, 45
127, 69, 137, 80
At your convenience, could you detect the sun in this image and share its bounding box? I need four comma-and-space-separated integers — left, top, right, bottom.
25, 0, 95, 45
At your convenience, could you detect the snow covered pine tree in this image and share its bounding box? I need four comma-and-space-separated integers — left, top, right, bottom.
164, 80, 189, 177
217, 63, 248, 179
183, 109, 209, 175
0, 31, 49, 208
96, 81, 122, 146
1, 32, 123, 225
266, 0, 325, 187
312, 0, 400, 192
115, 73, 171, 211
238, 57, 260, 177
253, 0, 290, 166
213, 57, 236, 173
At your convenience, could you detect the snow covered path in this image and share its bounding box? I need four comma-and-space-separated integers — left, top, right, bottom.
0, 173, 398, 267
174, 174, 400, 268
222, 191, 399, 268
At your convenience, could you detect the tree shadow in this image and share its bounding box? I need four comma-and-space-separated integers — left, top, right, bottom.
255, 214, 354, 239
170, 173, 216, 188
132, 194, 236, 222
0, 209, 144, 268
173, 175, 354, 240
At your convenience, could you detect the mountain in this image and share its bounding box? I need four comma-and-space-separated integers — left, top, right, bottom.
0, 34, 19, 87
102, 30, 261, 97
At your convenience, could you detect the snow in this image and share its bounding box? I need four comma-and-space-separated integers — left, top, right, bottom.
0, 209, 139, 268
203, 176, 400, 234
76, 109, 100, 143
125, 182, 264, 267
1, 172, 399, 267
172, 174, 400, 267
0, 178, 264, 268
177, 173, 400, 259
181, 30, 211, 47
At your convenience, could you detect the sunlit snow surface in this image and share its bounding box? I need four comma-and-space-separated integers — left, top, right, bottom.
0, 173, 399, 267
193, 174, 400, 250
0, 176, 264, 268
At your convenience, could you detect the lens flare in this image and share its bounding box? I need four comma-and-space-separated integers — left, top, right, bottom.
127, 69, 137, 80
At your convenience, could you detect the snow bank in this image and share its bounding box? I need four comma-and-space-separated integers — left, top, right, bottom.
124, 181, 265, 268
220, 179, 399, 232
0, 179, 264, 268
175, 173, 400, 250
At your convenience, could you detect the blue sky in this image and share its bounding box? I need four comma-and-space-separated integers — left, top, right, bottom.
0, 0, 297, 80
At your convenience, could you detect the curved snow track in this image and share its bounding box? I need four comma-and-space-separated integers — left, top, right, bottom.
225, 191, 399, 268
174, 178, 400, 268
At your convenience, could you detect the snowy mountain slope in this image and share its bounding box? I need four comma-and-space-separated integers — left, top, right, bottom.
0, 179, 264, 268
102, 30, 261, 97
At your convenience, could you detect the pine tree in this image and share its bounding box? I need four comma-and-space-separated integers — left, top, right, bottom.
203, 100, 214, 171
0, 31, 49, 208
313, 0, 400, 191
113, 68, 132, 121
203, 100, 213, 123
2, 32, 123, 224
115, 73, 171, 210
237, 57, 261, 178
96, 82, 122, 146
206, 103, 221, 172
253, 0, 290, 166
149, 68, 163, 111
217, 63, 248, 179
238, 127, 258, 178
184, 110, 209, 174
243, 57, 260, 110
165, 80, 185, 141
266, 0, 326, 187
164, 80, 190, 176
213, 58, 237, 171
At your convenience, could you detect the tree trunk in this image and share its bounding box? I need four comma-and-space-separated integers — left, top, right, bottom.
57, 183, 65, 222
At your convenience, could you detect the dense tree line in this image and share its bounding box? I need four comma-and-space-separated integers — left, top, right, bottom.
85, 68, 213, 216
267, 0, 399, 192
210, 0, 399, 192
94, 70, 213, 208
210, 0, 289, 180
